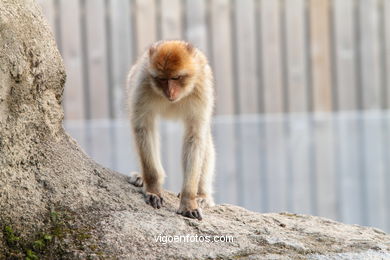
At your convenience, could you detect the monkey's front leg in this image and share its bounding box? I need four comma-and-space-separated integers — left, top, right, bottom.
132, 120, 165, 209
178, 124, 206, 220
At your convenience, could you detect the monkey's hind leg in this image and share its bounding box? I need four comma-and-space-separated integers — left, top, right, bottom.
197, 132, 215, 208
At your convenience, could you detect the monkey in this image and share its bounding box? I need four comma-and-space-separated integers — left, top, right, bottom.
127, 40, 215, 220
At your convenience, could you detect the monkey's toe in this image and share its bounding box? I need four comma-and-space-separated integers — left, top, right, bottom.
177, 208, 203, 220
129, 172, 144, 187
145, 193, 163, 209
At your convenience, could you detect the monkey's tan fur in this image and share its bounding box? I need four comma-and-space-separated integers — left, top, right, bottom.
127, 41, 215, 220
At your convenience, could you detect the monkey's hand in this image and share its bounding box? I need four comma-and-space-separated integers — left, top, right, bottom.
129, 172, 164, 209
177, 198, 203, 220
145, 192, 164, 209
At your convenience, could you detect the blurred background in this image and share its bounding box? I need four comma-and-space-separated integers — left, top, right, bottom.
37, 0, 390, 232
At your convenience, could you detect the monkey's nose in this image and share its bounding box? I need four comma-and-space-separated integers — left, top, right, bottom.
166, 93, 177, 102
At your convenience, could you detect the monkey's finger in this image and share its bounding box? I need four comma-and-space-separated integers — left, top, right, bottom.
145, 194, 156, 208
194, 209, 203, 220
156, 198, 162, 209
184, 211, 195, 219
192, 210, 199, 219
151, 196, 159, 209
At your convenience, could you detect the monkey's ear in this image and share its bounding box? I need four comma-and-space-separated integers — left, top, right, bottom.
149, 45, 156, 57
185, 42, 194, 54
149, 41, 160, 56
150, 41, 164, 56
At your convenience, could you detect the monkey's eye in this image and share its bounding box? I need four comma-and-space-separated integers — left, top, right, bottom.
171, 76, 182, 81
154, 76, 167, 82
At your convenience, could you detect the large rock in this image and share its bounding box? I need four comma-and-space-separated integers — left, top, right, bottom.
0, 0, 389, 259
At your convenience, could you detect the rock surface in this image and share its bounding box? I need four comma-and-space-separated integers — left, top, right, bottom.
0, 0, 389, 259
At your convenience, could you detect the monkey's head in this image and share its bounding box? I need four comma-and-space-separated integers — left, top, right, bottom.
148, 41, 197, 102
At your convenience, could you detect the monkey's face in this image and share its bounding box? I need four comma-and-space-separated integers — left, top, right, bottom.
151, 75, 192, 102
148, 41, 197, 102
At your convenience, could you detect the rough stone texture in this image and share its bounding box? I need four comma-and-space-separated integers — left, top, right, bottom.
0, 0, 389, 259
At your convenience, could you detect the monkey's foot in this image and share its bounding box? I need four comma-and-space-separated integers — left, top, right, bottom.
196, 195, 215, 208
177, 193, 214, 209
129, 171, 143, 187
145, 192, 163, 209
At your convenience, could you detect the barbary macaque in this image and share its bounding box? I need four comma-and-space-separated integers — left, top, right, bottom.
127, 40, 215, 220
